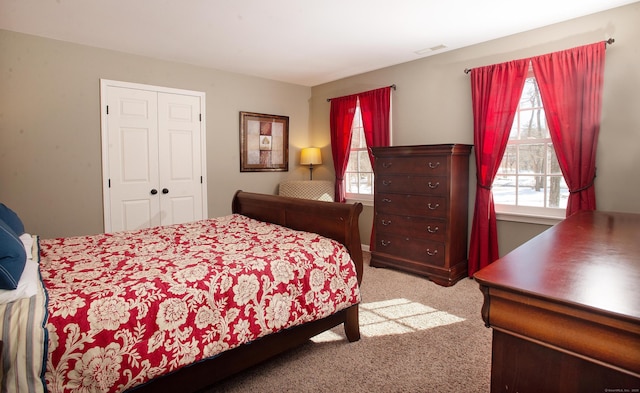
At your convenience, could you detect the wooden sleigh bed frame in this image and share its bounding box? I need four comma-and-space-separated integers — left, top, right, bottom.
129, 190, 364, 393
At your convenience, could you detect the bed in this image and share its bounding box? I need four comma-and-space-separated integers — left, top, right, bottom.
0, 191, 364, 393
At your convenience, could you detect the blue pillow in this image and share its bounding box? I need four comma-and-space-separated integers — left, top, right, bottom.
0, 218, 27, 290
0, 203, 25, 235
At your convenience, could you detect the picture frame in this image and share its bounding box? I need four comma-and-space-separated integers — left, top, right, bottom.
239, 111, 289, 172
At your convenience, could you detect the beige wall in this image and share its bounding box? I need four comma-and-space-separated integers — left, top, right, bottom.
310, 2, 640, 255
2, 3, 639, 252
0, 30, 313, 238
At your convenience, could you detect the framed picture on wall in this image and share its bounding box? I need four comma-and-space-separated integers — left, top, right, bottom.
239, 111, 289, 172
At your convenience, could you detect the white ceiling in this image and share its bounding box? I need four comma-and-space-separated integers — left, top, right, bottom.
0, 0, 635, 86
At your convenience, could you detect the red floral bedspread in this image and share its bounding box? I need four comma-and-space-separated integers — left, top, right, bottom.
39, 214, 360, 393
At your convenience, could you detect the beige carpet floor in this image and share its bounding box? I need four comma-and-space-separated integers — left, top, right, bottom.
202, 252, 492, 392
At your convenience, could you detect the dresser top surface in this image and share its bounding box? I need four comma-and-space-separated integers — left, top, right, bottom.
474, 210, 640, 321
371, 144, 472, 156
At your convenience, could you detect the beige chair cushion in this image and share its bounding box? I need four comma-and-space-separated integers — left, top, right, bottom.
278, 180, 334, 202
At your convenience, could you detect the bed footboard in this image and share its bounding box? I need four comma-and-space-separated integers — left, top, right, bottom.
233, 191, 364, 342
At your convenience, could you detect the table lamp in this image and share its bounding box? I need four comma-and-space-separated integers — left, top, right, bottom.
300, 147, 322, 180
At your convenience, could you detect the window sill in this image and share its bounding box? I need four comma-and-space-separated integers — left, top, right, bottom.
345, 197, 373, 207
495, 211, 563, 226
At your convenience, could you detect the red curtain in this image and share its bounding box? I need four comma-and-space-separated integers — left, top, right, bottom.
359, 87, 392, 162
359, 86, 392, 250
531, 42, 606, 217
468, 59, 529, 276
329, 95, 358, 202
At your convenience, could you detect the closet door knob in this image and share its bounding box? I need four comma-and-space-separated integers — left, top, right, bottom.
162, 188, 169, 194
150, 189, 158, 195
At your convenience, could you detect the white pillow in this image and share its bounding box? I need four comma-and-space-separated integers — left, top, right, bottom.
0, 259, 40, 304
0, 234, 39, 304
19, 233, 35, 259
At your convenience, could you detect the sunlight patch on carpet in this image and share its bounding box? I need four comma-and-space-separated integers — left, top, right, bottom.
311, 298, 465, 343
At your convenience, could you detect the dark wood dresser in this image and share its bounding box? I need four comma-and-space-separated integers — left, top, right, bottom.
370, 144, 472, 287
474, 211, 640, 392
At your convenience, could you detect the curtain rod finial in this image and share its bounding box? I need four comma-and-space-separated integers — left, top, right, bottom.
464, 68, 471, 74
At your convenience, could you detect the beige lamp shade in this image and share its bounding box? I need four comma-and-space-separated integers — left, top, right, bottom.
300, 147, 322, 165
300, 147, 322, 180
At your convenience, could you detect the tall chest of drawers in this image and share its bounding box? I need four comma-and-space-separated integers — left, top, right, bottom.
370, 144, 472, 286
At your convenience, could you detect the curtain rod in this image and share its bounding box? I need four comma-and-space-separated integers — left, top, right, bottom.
462, 38, 615, 74
326, 84, 396, 102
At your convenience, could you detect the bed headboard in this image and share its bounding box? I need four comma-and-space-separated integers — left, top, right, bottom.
232, 190, 364, 283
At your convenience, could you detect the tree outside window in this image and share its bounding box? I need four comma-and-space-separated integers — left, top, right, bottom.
494, 76, 568, 214
344, 103, 374, 199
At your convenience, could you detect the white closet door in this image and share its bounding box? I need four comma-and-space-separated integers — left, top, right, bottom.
106, 87, 161, 231
101, 80, 207, 233
157, 93, 203, 225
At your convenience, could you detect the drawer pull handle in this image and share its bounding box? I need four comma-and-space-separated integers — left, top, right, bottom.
426, 249, 438, 256
381, 219, 392, 226
382, 162, 392, 169
427, 225, 439, 233
382, 180, 392, 186
428, 181, 439, 189
427, 203, 440, 210
382, 198, 392, 203
428, 162, 440, 169
381, 240, 392, 247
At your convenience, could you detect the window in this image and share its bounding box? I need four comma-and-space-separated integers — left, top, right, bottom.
344, 102, 374, 200
493, 74, 569, 220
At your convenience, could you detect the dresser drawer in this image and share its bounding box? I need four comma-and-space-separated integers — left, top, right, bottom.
376, 174, 448, 196
376, 213, 446, 242
375, 155, 450, 176
375, 233, 445, 266
375, 193, 447, 218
